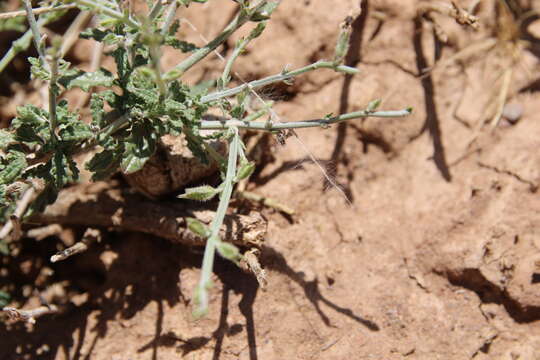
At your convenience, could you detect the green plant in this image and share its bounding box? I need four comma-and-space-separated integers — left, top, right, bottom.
0, 0, 411, 317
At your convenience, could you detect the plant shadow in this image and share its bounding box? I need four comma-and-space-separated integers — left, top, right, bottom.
0, 233, 378, 360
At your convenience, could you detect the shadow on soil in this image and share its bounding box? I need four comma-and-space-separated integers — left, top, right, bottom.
0, 233, 378, 360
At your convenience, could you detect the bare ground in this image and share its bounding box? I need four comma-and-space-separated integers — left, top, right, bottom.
1, 0, 540, 359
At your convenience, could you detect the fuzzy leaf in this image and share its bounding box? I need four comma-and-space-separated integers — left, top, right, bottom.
0, 16, 26, 32
86, 148, 122, 180
80, 28, 120, 45
165, 38, 198, 52
59, 69, 115, 91
27, 151, 79, 190
59, 121, 94, 142
0, 150, 27, 186
235, 160, 255, 182
366, 99, 381, 112
186, 217, 210, 238
28, 57, 50, 81
216, 242, 242, 263
178, 185, 221, 201
0, 130, 15, 150
120, 120, 157, 174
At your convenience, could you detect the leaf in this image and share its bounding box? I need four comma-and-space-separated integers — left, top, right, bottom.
186, 217, 210, 238
216, 242, 242, 263
366, 99, 381, 112
59, 69, 115, 91
0, 290, 10, 307
0, 150, 26, 186
59, 121, 94, 142
235, 160, 255, 182
27, 151, 79, 190
28, 57, 50, 81
111, 47, 131, 84
80, 28, 120, 45
177, 185, 221, 201
86, 148, 122, 181
120, 120, 157, 174
164, 37, 199, 52
0, 16, 26, 32
0, 130, 15, 150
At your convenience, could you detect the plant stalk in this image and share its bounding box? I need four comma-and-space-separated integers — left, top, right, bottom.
194, 128, 240, 317
199, 108, 412, 130
202, 60, 359, 103
163, 1, 269, 82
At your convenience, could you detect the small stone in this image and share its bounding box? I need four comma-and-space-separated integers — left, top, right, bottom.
502, 103, 523, 124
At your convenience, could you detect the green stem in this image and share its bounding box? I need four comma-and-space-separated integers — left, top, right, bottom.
148, 0, 164, 20
160, 0, 178, 36
48, 50, 60, 140
74, 0, 139, 28
0, 30, 33, 74
199, 108, 412, 130
194, 128, 240, 317
163, 1, 269, 82
202, 60, 358, 103
22, 0, 48, 67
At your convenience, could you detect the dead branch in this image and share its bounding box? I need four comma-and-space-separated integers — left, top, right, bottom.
29, 182, 267, 247
50, 228, 101, 263
2, 305, 59, 324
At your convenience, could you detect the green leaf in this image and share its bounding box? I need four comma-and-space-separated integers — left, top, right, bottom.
28, 57, 50, 81
178, 185, 221, 201
0, 150, 27, 186
111, 47, 131, 84
120, 120, 157, 174
0, 16, 26, 32
165, 37, 198, 52
216, 242, 242, 263
27, 151, 79, 190
366, 99, 381, 112
59, 69, 115, 91
235, 160, 255, 182
0, 130, 15, 150
59, 121, 94, 142
186, 217, 210, 238
0, 290, 10, 307
80, 28, 121, 45
86, 148, 122, 180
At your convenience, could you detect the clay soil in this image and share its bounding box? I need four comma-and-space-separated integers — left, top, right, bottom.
1, 0, 540, 359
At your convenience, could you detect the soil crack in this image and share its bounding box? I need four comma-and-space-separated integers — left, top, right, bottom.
477, 161, 538, 192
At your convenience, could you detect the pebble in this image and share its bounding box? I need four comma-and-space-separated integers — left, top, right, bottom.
501, 102, 523, 124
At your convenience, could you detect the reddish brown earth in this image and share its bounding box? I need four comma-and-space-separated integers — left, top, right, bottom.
1, 0, 540, 359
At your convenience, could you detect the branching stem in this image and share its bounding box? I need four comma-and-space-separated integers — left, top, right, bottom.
202, 61, 358, 103
163, 1, 269, 82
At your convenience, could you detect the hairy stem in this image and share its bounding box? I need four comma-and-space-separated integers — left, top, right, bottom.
194, 128, 240, 317
22, 0, 48, 67
163, 1, 269, 82
199, 108, 412, 130
202, 60, 358, 103
74, 0, 139, 28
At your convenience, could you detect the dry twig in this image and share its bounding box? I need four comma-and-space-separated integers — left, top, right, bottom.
2, 305, 59, 324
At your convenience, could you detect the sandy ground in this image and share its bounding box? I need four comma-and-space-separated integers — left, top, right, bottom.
1, 0, 540, 359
